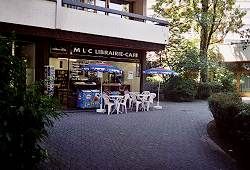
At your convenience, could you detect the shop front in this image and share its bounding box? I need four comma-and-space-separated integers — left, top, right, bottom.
48, 43, 143, 109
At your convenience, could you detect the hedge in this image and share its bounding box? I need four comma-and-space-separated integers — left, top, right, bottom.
208, 93, 250, 161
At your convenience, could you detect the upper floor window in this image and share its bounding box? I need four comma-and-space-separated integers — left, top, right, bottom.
81, 0, 133, 14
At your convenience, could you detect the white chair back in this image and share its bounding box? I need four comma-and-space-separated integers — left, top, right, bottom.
142, 91, 150, 95
103, 94, 110, 105
149, 93, 156, 103
129, 92, 137, 101
121, 94, 130, 104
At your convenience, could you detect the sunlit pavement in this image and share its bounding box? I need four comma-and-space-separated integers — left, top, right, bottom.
41, 101, 236, 170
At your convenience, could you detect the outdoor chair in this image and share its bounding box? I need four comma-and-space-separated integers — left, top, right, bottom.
128, 92, 138, 109
142, 91, 150, 95
103, 94, 115, 115
128, 92, 142, 112
116, 94, 130, 114
144, 93, 156, 111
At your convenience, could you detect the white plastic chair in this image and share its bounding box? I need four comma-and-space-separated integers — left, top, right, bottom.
129, 92, 144, 112
117, 94, 130, 114
103, 94, 115, 115
145, 93, 156, 111
128, 92, 137, 109
142, 91, 150, 95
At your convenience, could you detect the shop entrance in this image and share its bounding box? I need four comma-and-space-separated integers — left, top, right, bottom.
49, 57, 141, 109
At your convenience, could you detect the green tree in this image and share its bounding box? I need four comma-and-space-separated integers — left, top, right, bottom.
154, 0, 246, 82
153, 0, 194, 68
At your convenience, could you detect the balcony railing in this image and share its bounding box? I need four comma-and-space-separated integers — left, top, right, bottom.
62, 0, 169, 26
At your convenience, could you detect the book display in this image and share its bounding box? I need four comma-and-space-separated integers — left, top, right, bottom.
55, 70, 69, 106
44, 66, 55, 96
55, 70, 68, 89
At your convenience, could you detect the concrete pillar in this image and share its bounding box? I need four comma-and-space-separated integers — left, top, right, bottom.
140, 50, 146, 92
35, 40, 49, 81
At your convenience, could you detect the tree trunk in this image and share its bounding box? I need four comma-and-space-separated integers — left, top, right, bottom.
200, 29, 208, 83
199, 0, 209, 83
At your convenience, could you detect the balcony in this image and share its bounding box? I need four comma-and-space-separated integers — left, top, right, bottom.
0, 0, 168, 45
218, 44, 250, 62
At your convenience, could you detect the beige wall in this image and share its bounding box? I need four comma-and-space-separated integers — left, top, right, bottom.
218, 44, 250, 62
0, 0, 56, 29
49, 58, 68, 70
60, 6, 167, 44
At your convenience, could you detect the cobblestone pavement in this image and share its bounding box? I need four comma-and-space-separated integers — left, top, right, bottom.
41, 101, 237, 170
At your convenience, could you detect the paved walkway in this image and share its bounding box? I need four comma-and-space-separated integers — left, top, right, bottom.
41, 101, 236, 170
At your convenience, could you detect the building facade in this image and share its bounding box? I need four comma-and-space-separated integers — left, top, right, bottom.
0, 0, 168, 108
218, 0, 250, 96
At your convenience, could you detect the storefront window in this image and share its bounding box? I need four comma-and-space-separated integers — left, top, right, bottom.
16, 41, 35, 86
49, 56, 141, 108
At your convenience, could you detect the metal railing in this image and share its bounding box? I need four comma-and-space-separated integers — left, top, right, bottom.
62, 0, 169, 26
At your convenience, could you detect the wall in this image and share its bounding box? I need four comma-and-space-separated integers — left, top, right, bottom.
218, 44, 250, 62
0, 0, 168, 45
49, 58, 69, 70
59, 7, 168, 44
0, 0, 56, 29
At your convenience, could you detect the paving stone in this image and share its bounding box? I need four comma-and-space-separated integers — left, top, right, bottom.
40, 101, 237, 170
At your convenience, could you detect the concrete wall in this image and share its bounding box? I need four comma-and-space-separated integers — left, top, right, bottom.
0, 0, 56, 29
59, 7, 168, 44
0, 0, 168, 45
218, 44, 250, 62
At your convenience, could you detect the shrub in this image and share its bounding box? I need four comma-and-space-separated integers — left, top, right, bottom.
208, 93, 242, 132
196, 82, 212, 99
209, 93, 250, 162
0, 36, 63, 169
196, 82, 223, 99
233, 103, 250, 143
164, 76, 197, 102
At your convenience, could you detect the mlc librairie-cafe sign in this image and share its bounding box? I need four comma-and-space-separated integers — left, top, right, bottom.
71, 46, 139, 59
50, 44, 140, 61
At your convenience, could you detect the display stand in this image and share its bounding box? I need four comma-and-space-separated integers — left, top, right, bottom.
44, 66, 55, 96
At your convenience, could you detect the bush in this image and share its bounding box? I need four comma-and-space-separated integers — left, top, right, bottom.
196, 82, 223, 99
208, 93, 250, 161
196, 82, 212, 99
208, 93, 242, 133
232, 103, 250, 143
1, 84, 62, 169
0, 36, 63, 169
164, 76, 197, 102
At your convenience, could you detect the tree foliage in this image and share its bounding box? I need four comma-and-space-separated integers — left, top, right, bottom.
153, 0, 246, 82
